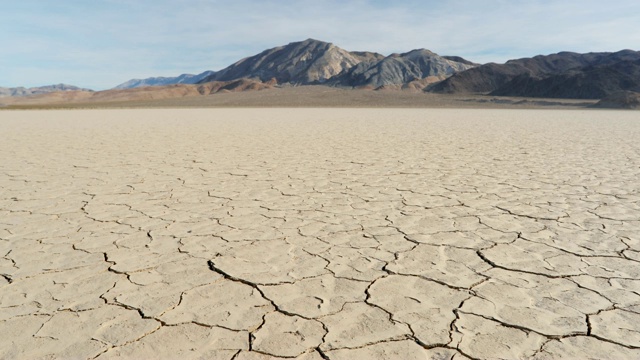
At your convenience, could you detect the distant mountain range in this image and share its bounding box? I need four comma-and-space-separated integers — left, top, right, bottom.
113, 70, 215, 89
119, 39, 638, 100
114, 39, 476, 91
3, 39, 639, 103
0, 84, 92, 97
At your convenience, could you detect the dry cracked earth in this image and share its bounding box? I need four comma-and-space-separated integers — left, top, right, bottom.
1, 108, 640, 360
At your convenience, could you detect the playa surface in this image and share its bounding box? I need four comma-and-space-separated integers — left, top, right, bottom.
1, 108, 640, 359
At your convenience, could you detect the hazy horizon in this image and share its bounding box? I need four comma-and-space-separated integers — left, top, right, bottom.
2, 0, 639, 90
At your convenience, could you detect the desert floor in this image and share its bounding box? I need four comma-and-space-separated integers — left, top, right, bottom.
1, 108, 640, 359
0, 85, 597, 109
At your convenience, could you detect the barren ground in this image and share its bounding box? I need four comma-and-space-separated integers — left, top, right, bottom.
1, 109, 639, 359
0, 85, 597, 109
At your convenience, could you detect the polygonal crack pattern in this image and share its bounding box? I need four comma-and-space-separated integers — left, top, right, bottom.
1, 109, 640, 359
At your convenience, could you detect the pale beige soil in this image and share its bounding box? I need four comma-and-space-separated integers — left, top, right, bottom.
1, 109, 639, 359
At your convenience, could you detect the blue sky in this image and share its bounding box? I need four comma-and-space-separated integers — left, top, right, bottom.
1, 0, 639, 90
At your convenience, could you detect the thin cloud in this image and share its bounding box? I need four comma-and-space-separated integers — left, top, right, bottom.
1, 0, 638, 89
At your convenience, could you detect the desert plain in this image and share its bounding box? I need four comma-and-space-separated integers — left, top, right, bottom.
1, 108, 640, 359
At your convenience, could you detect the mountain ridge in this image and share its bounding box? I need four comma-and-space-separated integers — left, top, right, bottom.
114, 70, 216, 90
0, 84, 93, 98
489, 59, 640, 99
4, 40, 639, 102
199, 38, 384, 85
328, 48, 475, 88
198, 39, 474, 88
429, 49, 640, 98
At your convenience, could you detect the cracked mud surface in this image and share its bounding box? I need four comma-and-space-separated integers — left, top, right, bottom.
1, 108, 640, 359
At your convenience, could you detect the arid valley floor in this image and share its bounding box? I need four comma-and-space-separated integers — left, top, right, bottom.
1, 108, 640, 359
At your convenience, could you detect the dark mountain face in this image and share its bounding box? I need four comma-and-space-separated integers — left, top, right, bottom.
593, 90, 640, 109
427, 63, 528, 93
329, 49, 475, 88
490, 59, 640, 99
430, 50, 640, 96
199, 39, 370, 84
510, 49, 640, 74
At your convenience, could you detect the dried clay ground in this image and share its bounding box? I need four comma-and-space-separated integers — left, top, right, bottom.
1, 109, 640, 359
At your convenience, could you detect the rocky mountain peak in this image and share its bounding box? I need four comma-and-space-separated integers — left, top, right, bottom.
328, 48, 477, 88
197, 40, 476, 89
199, 38, 363, 84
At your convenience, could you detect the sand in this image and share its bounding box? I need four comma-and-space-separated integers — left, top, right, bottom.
1, 108, 639, 359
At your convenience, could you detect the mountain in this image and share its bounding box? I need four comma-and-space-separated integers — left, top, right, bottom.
442, 56, 478, 66
328, 49, 475, 88
1, 78, 275, 106
429, 50, 640, 98
427, 63, 526, 94
199, 39, 385, 84
0, 84, 92, 97
490, 59, 640, 99
198, 39, 475, 90
114, 70, 215, 89
593, 91, 640, 109
7, 40, 636, 103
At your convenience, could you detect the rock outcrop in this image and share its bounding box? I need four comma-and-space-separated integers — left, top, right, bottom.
199, 39, 381, 85
430, 50, 640, 99
329, 49, 475, 89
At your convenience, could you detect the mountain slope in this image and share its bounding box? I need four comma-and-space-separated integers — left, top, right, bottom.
199, 39, 384, 84
442, 56, 478, 66
430, 50, 640, 95
0, 84, 92, 97
329, 49, 475, 88
593, 91, 640, 109
490, 59, 640, 99
2, 79, 274, 106
199, 39, 475, 89
114, 70, 215, 89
